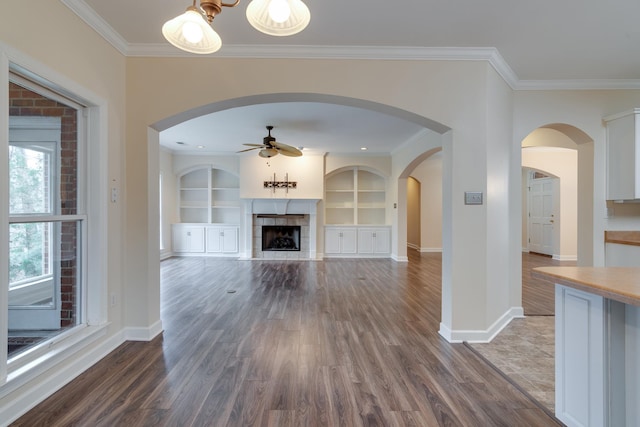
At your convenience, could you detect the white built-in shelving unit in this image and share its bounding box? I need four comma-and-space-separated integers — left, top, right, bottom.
324, 167, 390, 257
173, 167, 240, 256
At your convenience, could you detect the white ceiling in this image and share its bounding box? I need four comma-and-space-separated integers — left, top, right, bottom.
65, 0, 640, 154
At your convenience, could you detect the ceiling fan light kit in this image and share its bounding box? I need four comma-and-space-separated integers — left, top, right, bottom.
163, 0, 310, 54
238, 125, 303, 158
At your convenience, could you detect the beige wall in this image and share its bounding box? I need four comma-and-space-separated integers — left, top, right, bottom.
410, 152, 443, 251
159, 148, 177, 258
406, 177, 421, 249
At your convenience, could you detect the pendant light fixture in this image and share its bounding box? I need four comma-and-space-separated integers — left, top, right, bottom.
162, 0, 310, 54
246, 0, 311, 36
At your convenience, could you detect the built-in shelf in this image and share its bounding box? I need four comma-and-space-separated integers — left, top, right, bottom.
178, 167, 240, 224
325, 167, 387, 225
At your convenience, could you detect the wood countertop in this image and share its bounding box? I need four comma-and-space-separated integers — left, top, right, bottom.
532, 266, 640, 307
605, 230, 640, 246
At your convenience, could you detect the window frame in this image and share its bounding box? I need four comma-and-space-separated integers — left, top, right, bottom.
0, 46, 109, 393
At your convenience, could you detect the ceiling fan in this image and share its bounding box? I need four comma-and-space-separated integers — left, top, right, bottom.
237, 126, 303, 158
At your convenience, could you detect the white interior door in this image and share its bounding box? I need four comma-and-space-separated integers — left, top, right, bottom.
528, 176, 556, 256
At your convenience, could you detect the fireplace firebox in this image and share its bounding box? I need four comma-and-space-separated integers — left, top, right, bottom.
262, 225, 301, 251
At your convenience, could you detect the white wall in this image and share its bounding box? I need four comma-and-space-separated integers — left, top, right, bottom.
239, 153, 324, 199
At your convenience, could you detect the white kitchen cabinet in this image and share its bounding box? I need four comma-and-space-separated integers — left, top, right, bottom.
172, 225, 205, 253
605, 108, 640, 200
357, 227, 391, 255
324, 227, 357, 255
206, 226, 238, 254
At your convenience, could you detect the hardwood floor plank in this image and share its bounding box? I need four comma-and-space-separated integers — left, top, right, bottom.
13, 252, 562, 426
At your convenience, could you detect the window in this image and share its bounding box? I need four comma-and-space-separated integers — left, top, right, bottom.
6, 77, 84, 358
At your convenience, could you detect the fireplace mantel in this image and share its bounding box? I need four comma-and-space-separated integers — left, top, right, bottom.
241, 199, 320, 260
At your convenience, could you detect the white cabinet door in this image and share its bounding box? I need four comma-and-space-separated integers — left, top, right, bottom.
358, 227, 390, 255
325, 228, 342, 254
325, 227, 357, 254
173, 225, 205, 253
357, 229, 375, 254
373, 228, 391, 254
206, 227, 222, 253
206, 226, 238, 253
341, 228, 358, 254
221, 227, 238, 253
555, 285, 605, 427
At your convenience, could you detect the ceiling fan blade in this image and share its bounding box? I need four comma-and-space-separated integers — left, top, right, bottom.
273, 141, 302, 157
243, 143, 264, 147
236, 146, 262, 153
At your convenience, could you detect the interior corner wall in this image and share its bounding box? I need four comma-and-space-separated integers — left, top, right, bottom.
410, 153, 443, 252
406, 177, 421, 249
159, 149, 176, 258
485, 66, 518, 327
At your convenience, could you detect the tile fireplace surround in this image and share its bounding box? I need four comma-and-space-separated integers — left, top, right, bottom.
243, 199, 319, 260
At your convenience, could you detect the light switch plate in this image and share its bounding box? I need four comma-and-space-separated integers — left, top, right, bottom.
464, 191, 483, 205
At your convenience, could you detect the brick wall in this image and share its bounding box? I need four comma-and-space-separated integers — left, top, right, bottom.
10, 82, 78, 327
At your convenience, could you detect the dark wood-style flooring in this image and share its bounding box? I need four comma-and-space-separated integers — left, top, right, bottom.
13, 252, 563, 426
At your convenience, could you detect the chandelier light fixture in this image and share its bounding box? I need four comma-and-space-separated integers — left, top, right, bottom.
162, 0, 311, 54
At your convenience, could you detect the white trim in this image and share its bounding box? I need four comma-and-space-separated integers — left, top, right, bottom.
522, 247, 530, 253
407, 243, 419, 251
0, 49, 10, 385
516, 79, 640, 91
123, 320, 164, 342
391, 254, 409, 262
439, 307, 524, 343
0, 325, 122, 426
419, 247, 442, 253
553, 254, 578, 261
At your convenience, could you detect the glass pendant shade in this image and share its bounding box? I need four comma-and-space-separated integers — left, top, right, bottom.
246, 0, 310, 36
162, 7, 222, 54
259, 148, 278, 158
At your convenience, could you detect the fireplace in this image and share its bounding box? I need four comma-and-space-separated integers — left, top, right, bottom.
242, 199, 319, 260
262, 225, 301, 251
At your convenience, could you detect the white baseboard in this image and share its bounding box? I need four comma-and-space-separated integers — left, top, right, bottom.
553, 254, 577, 261
123, 320, 163, 341
160, 250, 172, 261
391, 254, 409, 262
439, 307, 524, 343
522, 247, 529, 253
1, 329, 125, 426
420, 247, 442, 253
407, 243, 419, 251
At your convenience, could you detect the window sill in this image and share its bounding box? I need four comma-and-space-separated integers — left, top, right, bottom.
0, 322, 110, 399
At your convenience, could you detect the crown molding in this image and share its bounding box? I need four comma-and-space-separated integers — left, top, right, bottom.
62, 1, 640, 91
515, 79, 640, 91
61, 0, 129, 55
